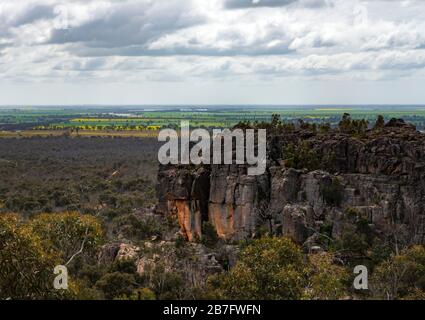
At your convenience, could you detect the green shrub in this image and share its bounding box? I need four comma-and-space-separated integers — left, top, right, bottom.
371, 245, 425, 300
283, 142, 320, 171
110, 258, 138, 274
209, 237, 307, 300
127, 288, 156, 300
111, 214, 163, 241
95, 272, 136, 299
201, 222, 219, 248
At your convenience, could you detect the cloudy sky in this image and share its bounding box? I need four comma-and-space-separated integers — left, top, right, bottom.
1, 0, 425, 105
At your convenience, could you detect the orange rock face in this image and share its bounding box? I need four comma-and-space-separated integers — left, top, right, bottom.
170, 199, 202, 241
208, 203, 235, 240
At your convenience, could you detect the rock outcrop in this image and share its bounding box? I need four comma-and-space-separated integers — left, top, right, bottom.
98, 241, 223, 288
156, 122, 425, 246
157, 166, 210, 241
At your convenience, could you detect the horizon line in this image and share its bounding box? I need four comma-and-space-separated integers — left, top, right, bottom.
1, 104, 425, 108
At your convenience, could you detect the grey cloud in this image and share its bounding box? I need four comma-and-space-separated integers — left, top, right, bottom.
224, 0, 327, 9
224, 0, 297, 9
1, 0, 425, 88
48, 1, 204, 48
49, 1, 296, 58
0, 3, 55, 40
64, 24, 295, 57
68, 44, 294, 57
52, 58, 108, 71
377, 58, 425, 71
0, 42, 12, 51
12, 4, 55, 27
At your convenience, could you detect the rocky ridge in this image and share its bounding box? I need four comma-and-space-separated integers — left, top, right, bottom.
156, 119, 425, 250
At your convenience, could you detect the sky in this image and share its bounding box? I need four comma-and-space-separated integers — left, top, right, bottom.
0, 0, 425, 105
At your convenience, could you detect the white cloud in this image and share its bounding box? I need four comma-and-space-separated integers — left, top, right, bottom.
1, 0, 425, 104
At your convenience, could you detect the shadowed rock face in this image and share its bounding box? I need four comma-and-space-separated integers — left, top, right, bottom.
156, 122, 425, 246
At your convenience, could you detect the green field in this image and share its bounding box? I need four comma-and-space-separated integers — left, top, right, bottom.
1, 105, 425, 132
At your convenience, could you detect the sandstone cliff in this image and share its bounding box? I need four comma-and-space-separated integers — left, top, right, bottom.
156, 119, 425, 249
